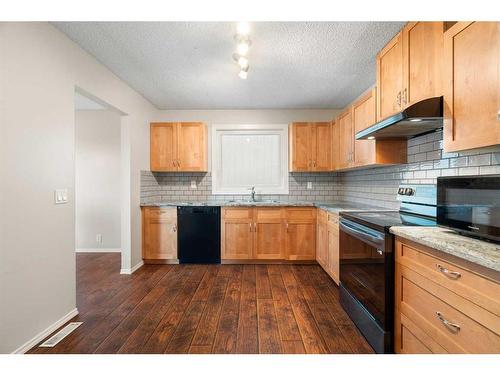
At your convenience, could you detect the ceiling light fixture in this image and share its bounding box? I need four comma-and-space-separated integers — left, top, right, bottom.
233, 22, 252, 79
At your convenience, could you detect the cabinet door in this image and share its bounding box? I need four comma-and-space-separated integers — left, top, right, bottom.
353, 88, 377, 167
221, 208, 253, 260
316, 215, 328, 267
331, 120, 339, 170
150, 123, 177, 171
254, 208, 284, 260
286, 222, 316, 260
142, 208, 178, 260
444, 22, 500, 152
177, 122, 207, 171
290, 123, 313, 171
327, 218, 340, 284
337, 109, 353, 169
402, 22, 444, 107
377, 31, 403, 121
312, 122, 332, 171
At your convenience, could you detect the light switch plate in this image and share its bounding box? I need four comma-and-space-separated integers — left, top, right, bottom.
307, 182, 313, 190
54, 189, 68, 204
190, 180, 197, 189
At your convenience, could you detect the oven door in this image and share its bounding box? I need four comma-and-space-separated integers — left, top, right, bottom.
339, 218, 391, 329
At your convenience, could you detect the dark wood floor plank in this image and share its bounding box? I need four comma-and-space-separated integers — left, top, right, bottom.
191, 276, 228, 346
118, 266, 186, 353
257, 299, 283, 354
236, 265, 258, 354
189, 345, 212, 354
212, 274, 242, 354
192, 265, 219, 302
256, 265, 272, 299
164, 300, 206, 354
282, 340, 306, 354
280, 265, 327, 354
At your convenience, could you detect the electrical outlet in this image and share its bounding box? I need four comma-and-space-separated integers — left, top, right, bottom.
307, 182, 313, 190
190, 180, 197, 189
96, 233, 102, 244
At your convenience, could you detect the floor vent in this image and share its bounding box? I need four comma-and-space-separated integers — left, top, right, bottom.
39, 322, 83, 347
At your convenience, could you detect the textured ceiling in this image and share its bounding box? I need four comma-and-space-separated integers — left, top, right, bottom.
54, 22, 405, 110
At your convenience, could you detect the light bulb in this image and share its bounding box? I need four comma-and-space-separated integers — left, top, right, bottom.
238, 56, 249, 69
367, 136, 375, 140
236, 22, 250, 36
237, 41, 249, 56
238, 70, 248, 79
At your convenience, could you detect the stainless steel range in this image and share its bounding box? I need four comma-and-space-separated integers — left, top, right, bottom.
338, 184, 437, 354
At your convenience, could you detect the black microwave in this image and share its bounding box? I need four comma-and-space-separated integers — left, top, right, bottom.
437, 175, 500, 243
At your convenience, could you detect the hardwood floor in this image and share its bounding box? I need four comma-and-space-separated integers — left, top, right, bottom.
28, 253, 373, 354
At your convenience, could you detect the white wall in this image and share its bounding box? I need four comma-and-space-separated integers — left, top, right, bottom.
75, 110, 121, 250
0, 22, 155, 353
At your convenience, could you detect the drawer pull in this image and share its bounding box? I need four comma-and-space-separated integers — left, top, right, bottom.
436, 264, 461, 279
436, 311, 461, 333
173, 224, 177, 232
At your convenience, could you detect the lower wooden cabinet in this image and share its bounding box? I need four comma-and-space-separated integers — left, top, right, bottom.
141, 207, 178, 263
316, 209, 340, 285
395, 237, 500, 353
222, 207, 315, 261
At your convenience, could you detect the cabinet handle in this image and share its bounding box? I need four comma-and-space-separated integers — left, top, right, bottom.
436, 311, 461, 333
397, 91, 402, 108
254, 223, 257, 232
173, 224, 177, 232
286, 223, 289, 232
436, 264, 461, 280
497, 110, 500, 121
313, 160, 316, 167
402, 88, 407, 106
249, 223, 252, 232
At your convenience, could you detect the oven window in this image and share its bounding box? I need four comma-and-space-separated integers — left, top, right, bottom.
339, 229, 386, 327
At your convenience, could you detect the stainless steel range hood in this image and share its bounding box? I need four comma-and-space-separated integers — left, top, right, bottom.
356, 96, 443, 140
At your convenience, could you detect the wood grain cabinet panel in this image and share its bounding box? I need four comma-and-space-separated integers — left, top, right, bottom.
331, 120, 340, 170
286, 222, 316, 261
326, 214, 340, 285
221, 208, 254, 260
254, 208, 285, 260
395, 237, 500, 354
316, 210, 328, 267
444, 22, 500, 152
337, 109, 354, 169
150, 122, 207, 172
142, 207, 178, 262
289, 122, 331, 172
352, 88, 377, 167
377, 31, 404, 121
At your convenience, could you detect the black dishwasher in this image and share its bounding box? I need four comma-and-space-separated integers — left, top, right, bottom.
177, 206, 221, 264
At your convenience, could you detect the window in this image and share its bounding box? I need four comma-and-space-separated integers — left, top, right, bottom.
211, 124, 289, 195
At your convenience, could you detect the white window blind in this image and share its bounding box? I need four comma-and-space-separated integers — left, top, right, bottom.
212, 124, 289, 195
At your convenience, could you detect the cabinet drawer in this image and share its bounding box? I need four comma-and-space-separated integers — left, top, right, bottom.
285, 207, 316, 221
399, 265, 500, 353
222, 207, 253, 220
396, 239, 500, 316
143, 207, 176, 220
396, 313, 447, 354
254, 207, 283, 221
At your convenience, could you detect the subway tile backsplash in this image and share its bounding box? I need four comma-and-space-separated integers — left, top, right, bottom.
141, 130, 500, 209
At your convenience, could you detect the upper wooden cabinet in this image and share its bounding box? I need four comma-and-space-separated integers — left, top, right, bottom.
443, 22, 500, 152
150, 122, 207, 172
377, 22, 444, 121
331, 120, 340, 171
335, 87, 407, 170
289, 122, 331, 172
337, 110, 353, 169
377, 31, 404, 121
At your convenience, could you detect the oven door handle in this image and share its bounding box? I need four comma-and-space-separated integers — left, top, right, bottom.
339, 219, 385, 250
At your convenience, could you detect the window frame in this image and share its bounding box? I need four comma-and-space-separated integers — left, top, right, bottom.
211, 124, 289, 195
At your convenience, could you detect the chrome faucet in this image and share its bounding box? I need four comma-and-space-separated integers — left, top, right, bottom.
249, 186, 256, 202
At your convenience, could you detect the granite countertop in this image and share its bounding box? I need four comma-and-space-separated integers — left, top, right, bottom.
140, 200, 387, 213
390, 226, 500, 273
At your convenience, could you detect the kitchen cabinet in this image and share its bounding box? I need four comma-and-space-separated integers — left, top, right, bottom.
289, 122, 331, 172
337, 109, 353, 169
150, 122, 207, 172
285, 208, 316, 261
316, 209, 328, 268
394, 237, 500, 354
326, 213, 340, 285
221, 207, 254, 260
376, 22, 444, 121
331, 120, 340, 170
141, 207, 178, 263
222, 207, 315, 261
443, 22, 500, 152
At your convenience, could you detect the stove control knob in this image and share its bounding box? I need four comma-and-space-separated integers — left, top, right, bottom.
398, 188, 405, 195
405, 188, 414, 196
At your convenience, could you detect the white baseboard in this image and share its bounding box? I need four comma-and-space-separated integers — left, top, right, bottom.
12, 307, 79, 354
120, 260, 144, 275
75, 248, 121, 253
